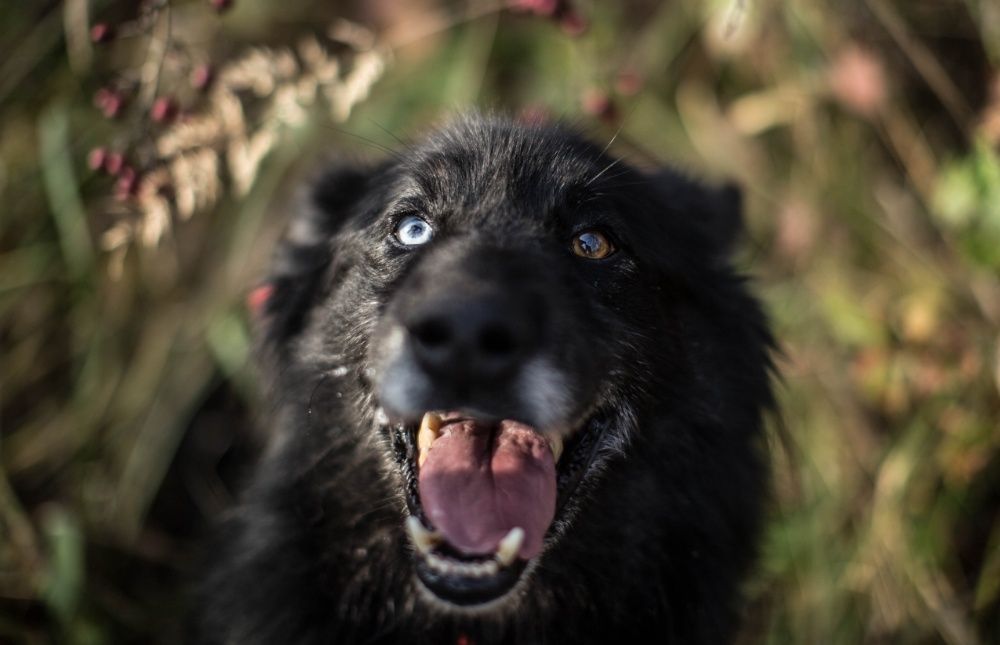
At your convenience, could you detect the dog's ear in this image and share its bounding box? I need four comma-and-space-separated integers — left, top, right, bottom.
250, 163, 374, 353
654, 169, 744, 261
694, 181, 743, 259
627, 170, 745, 276
609, 169, 748, 304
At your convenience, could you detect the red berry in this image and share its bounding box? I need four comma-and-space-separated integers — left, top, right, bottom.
90, 23, 115, 43
87, 147, 107, 172
104, 152, 124, 175
93, 88, 112, 108
582, 88, 610, 114
191, 64, 214, 90
151, 96, 179, 123
615, 68, 644, 96
209, 0, 233, 12
558, 9, 587, 36
246, 284, 275, 317
517, 105, 551, 125
113, 166, 139, 200
101, 95, 124, 118
510, 0, 558, 16
581, 88, 618, 124
94, 88, 125, 118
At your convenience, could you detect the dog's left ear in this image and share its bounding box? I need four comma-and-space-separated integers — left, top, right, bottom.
694, 181, 743, 259
640, 169, 745, 267
250, 163, 375, 353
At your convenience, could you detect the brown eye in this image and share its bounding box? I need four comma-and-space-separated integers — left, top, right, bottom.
571, 230, 616, 259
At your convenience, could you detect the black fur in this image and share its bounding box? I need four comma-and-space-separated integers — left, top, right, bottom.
193, 115, 774, 644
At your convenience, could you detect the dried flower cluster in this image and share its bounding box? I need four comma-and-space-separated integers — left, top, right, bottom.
87, 0, 601, 273
95, 18, 387, 272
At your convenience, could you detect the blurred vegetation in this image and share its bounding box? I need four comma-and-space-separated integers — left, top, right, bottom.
1, 0, 999, 643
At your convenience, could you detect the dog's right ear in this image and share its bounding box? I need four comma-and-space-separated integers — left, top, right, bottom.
250, 163, 374, 355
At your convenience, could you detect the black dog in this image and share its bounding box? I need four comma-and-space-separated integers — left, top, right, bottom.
194, 115, 774, 644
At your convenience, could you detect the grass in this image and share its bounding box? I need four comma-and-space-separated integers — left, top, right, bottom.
1, 0, 998, 642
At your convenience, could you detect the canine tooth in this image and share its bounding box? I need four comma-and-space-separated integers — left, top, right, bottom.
495, 527, 525, 566
417, 412, 442, 467
547, 434, 563, 463
406, 516, 440, 554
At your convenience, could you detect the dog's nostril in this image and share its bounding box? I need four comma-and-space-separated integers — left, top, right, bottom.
479, 324, 517, 356
412, 318, 452, 349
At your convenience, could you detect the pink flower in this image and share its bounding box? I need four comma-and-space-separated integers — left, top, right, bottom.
829, 45, 887, 119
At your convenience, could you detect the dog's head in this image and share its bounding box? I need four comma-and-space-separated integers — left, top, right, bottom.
252, 116, 770, 611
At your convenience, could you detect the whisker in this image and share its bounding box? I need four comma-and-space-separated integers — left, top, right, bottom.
585, 156, 623, 187
585, 100, 646, 189
597, 119, 626, 158
368, 118, 409, 148
319, 124, 404, 160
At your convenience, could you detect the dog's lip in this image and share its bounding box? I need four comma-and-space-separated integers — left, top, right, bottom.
406, 515, 528, 605
385, 407, 610, 606
412, 542, 528, 606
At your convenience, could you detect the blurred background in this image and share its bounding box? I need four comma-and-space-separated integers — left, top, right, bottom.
1, 0, 998, 642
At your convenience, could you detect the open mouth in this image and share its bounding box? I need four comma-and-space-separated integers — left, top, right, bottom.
388, 410, 606, 606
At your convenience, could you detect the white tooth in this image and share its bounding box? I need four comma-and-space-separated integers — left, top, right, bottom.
495, 527, 525, 566
417, 412, 442, 467
428, 553, 447, 571
406, 516, 440, 554
547, 434, 563, 463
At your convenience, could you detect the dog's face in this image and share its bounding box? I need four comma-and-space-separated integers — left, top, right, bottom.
256, 117, 767, 614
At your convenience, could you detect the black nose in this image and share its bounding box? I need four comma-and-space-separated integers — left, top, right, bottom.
405, 296, 538, 381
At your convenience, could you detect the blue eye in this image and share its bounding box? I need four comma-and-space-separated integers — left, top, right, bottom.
571, 229, 616, 259
394, 215, 434, 246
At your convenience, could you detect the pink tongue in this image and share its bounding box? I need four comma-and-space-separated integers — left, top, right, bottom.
417, 418, 556, 560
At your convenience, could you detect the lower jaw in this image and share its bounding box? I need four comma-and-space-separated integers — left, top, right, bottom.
413, 551, 528, 606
